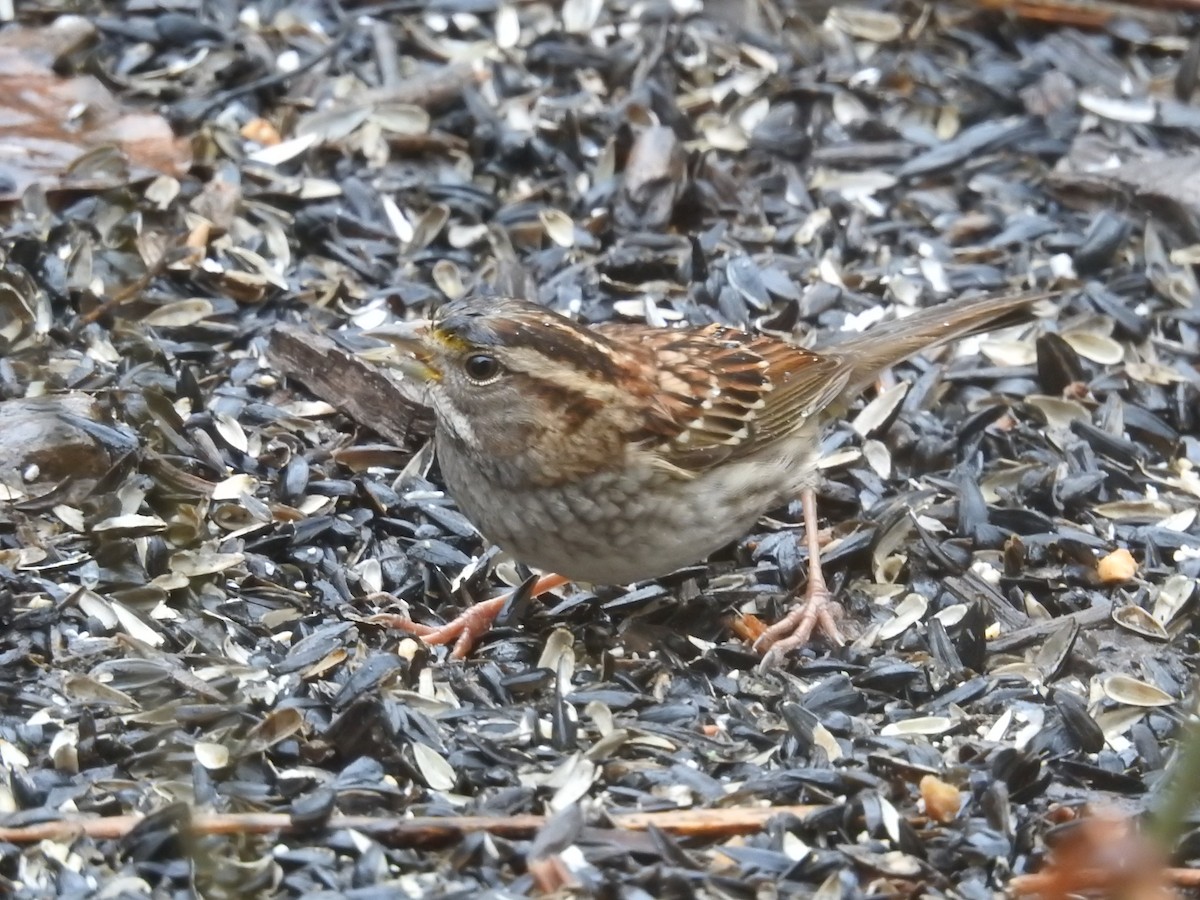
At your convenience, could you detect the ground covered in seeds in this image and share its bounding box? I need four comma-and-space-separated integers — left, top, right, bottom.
1, 0, 1199, 896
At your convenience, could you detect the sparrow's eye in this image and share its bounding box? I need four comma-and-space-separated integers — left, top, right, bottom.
463, 352, 503, 384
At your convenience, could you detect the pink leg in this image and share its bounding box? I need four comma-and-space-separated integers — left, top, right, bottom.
371, 573, 570, 659
753, 488, 845, 666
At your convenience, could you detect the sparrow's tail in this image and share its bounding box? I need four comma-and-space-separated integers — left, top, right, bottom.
829, 290, 1052, 392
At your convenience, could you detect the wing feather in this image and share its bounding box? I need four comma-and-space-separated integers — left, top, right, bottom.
595, 321, 847, 474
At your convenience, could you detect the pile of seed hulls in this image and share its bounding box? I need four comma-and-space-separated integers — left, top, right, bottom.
1, 0, 1198, 896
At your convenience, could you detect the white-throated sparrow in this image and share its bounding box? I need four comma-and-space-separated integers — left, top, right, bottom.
372, 290, 1048, 664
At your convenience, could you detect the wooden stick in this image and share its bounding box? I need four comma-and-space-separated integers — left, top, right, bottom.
963, 0, 1200, 25
267, 323, 432, 448
359, 62, 488, 109
987, 601, 1113, 654
1010, 866, 1200, 892
613, 805, 816, 836
0, 804, 819, 847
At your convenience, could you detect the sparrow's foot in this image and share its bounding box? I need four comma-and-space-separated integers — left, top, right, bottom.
371, 573, 569, 659
753, 485, 845, 668
753, 585, 845, 669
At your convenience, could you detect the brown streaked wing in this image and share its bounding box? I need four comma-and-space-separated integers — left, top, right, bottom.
746, 335, 851, 443
596, 322, 845, 473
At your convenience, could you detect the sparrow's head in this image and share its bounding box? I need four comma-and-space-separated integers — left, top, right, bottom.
371, 297, 626, 457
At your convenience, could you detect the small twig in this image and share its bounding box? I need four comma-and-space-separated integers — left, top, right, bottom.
615, 804, 818, 836
76, 244, 192, 326
0, 804, 821, 847
943, 572, 1030, 634
359, 62, 488, 109
266, 324, 433, 448
170, 28, 354, 127
961, 0, 1199, 26
987, 601, 1113, 654
1010, 866, 1200, 892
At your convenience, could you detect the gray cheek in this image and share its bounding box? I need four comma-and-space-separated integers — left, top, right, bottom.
432, 399, 478, 449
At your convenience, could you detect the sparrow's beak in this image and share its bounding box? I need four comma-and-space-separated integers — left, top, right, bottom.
366, 320, 442, 383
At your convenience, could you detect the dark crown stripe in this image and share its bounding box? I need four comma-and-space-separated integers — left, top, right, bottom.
436, 301, 621, 379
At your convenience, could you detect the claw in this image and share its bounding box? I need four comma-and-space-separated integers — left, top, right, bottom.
373, 573, 570, 659
754, 587, 844, 668
752, 486, 844, 668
